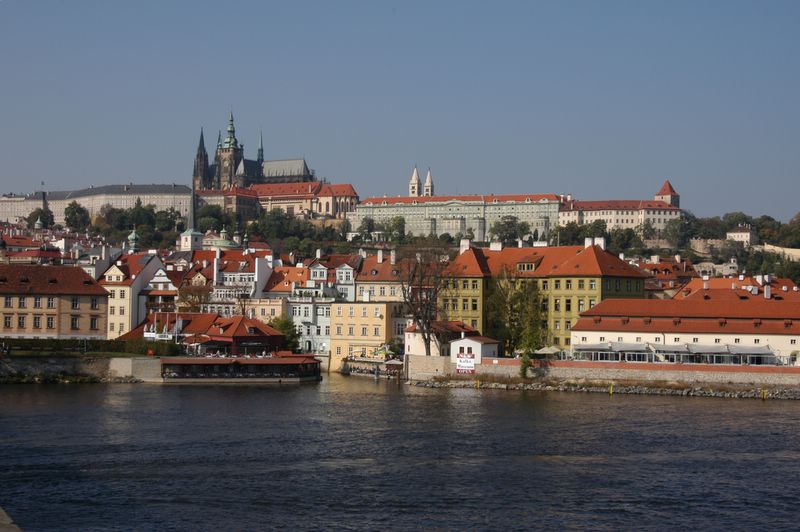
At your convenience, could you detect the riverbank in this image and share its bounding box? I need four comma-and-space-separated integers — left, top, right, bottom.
408, 376, 800, 399
0, 507, 21, 532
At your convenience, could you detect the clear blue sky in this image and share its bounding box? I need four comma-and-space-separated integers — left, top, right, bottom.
0, 0, 798, 220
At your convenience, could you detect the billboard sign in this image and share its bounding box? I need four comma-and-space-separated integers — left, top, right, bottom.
456, 352, 476, 374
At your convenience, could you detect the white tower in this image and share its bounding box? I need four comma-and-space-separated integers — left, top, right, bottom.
408, 165, 420, 197
423, 168, 434, 197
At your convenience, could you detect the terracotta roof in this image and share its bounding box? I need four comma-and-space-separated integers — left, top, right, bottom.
0, 264, 107, 295
580, 298, 800, 320
251, 182, 324, 197
196, 187, 258, 197
207, 315, 283, 339
319, 183, 358, 197
573, 315, 800, 336
100, 252, 159, 286
455, 335, 499, 344
355, 255, 407, 282
264, 267, 309, 293
560, 200, 679, 212
444, 247, 491, 277
361, 193, 560, 205
674, 277, 800, 301
657, 179, 678, 196
160, 356, 317, 365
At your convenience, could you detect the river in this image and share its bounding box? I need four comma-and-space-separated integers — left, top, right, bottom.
1, 375, 799, 530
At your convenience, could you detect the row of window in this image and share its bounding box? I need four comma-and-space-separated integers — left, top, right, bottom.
296, 325, 331, 337
292, 306, 332, 318
107, 289, 126, 299
586, 336, 798, 346
335, 306, 385, 318
357, 285, 398, 297
3, 296, 100, 310
109, 306, 125, 316
442, 298, 479, 312
443, 279, 481, 291
108, 322, 124, 333
3, 315, 98, 330
333, 324, 383, 337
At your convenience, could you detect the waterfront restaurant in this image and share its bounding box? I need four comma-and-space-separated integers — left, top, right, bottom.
160, 355, 322, 383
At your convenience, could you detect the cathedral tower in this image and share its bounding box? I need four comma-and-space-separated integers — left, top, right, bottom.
408, 166, 420, 197
423, 168, 434, 197
215, 112, 244, 189
192, 128, 210, 190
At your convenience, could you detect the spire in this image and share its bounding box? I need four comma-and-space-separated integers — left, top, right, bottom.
257, 130, 264, 165
423, 167, 434, 197
223, 111, 238, 149
216, 130, 222, 149
197, 127, 206, 153
408, 165, 420, 197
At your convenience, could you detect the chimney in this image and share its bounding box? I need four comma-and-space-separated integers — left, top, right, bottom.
202, 259, 208, 268
593, 237, 606, 250
756, 274, 763, 286
359, 248, 367, 259
765, 285, 771, 299
566, 194, 572, 202
739, 274, 745, 281
619, 253, 625, 261
461, 331, 465, 338
489, 241, 502, 252
651, 255, 659, 264
315, 248, 321, 259
782, 286, 788, 292
703, 280, 709, 290
377, 249, 384, 263
459, 239, 471, 255
517, 239, 523, 248
390, 249, 396, 265
101, 245, 107, 260
674, 254, 681, 263
794, 286, 799, 292
584, 237, 593, 248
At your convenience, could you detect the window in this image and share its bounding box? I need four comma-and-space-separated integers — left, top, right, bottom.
361, 306, 368, 317
373, 327, 380, 337
18, 297, 26, 308
554, 321, 560, 330
109, 290, 115, 299
472, 280, 478, 290
110, 307, 115, 315
379, 286, 385, 296
34, 296, 42, 309
578, 300, 585, 313
348, 326, 354, 336
119, 290, 125, 299
589, 299, 596, 309
462, 299, 468, 311
118, 324, 124, 334
471, 299, 478, 311
462, 280, 468, 289
33, 316, 41, 329
3, 316, 11, 328
70, 316, 79, 330
792, 339, 797, 345
565, 280, 572, 290
754, 339, 760, 344
693, 337, 699, 343
47, 297, 55, 309
390, 287, 396, 297
636, 337, 642, 342
46, 317, 54, 329
336, 325, 342, 335
119, 306, 125, 316
555, 280, 561, 290
673, 337, 680, 343
565, 299, 572, 312
325, 325, 330, 336
348, 306, 354, 317
3, 296, 11, 308
361, 326, 368, 336
90, 297, 99, 310
714, 338, 721, 344
578, 280, 585, 290
18, 316, 25, 328
70, 297, 79, 310
90, 317, 98, 330
589, 280, 596, 290
599, 336, 605, 341
566, 322, 572, 330
336, 346, 341, 356
110, 323, 115, 332
554, 299, 561, 312
581, 336, 587, 342
336, 306, 342, 316
564, 338, 571, 346
542, 281, 549, 290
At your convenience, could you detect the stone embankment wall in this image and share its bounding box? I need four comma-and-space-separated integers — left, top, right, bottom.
0, 356, 162, 383
405, 355, 800, 387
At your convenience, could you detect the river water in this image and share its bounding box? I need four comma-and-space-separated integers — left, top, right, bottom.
2, 375, 800, 531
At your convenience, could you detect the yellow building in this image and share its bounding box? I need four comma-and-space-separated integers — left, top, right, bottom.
354, 251, 408, 338
439, 247, 489, 332
330, 301, 393, 370
0, 264, 108, 339
448, 242, 648, 348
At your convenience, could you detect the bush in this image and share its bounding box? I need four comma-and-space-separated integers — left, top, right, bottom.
1, 337, 180, 356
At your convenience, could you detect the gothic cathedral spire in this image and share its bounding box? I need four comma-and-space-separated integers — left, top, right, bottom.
408, 165, 420, 197
192, 127, 209, 190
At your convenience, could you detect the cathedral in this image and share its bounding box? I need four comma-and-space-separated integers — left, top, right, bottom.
192, 112, 315, 190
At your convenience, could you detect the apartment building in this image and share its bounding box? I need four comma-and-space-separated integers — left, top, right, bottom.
330, 301, 393, 368
0, 264, 108, 339
100, 252, 163, 339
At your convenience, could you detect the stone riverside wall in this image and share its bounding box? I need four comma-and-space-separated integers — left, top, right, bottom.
405, 355, 800, 387
0, 356, 162, 382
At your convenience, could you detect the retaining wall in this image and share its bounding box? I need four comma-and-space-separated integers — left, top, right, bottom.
406, 355, 800, 387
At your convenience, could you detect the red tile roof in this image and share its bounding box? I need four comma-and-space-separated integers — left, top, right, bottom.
0, 264, 107, 295
560, 199, 679, 212
657, 179, 678, 196
356, 254, 409, 282
581, 298, 800, 320
360, 193, 560, 205
264, 267, 309, 293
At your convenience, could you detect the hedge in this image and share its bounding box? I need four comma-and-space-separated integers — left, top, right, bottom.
0, 337, 181, 356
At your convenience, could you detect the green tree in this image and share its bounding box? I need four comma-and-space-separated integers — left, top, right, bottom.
490, 215, 531, 245
386, 216, 406, 244
663, 218, 690, 249
269, 315, 300, 352
155, 208, 180, 232
26, 207, 54, 229
64, 201, 91, 231
358, 217, 376, 241
486, 270, 545, 356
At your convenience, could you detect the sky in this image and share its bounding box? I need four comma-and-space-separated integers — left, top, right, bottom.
0, 0, 798, 220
